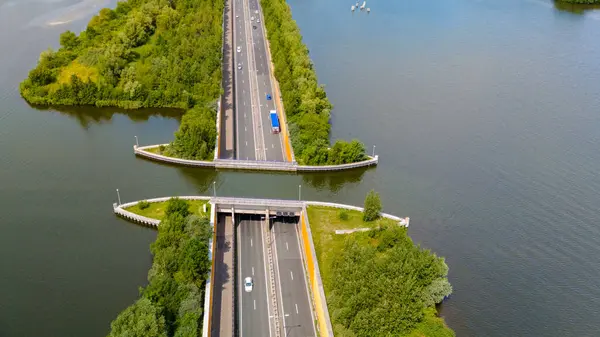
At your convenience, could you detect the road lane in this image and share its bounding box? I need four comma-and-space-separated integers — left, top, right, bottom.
238, 215, 271, 337
234, 0, 257, 160
233, 0, 285, 161
248, 0, 285, 162
273, 218, 316, 337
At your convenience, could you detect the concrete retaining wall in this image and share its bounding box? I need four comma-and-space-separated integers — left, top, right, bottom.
203, 202, 217, 337
215, 98, 221, 161
134, 144, 378, 172
300, 209, 335, 337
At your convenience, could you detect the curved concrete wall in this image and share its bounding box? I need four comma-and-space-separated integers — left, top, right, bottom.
134, 144, 378, 172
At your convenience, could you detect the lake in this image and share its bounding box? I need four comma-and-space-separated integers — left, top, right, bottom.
1, 0, 600, 335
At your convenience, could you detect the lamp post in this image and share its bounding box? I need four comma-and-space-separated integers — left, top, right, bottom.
134, 136, 139, 147
116, 189, 121, 206
372, 144, 376, 157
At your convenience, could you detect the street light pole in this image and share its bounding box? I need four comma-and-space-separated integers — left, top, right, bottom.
134, 135, 139, 147
298, 184, 301, 201
116, 189, 121, 206
372, 144, 376, 157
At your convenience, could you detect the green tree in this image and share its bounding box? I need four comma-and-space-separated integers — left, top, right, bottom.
107, 298, 167, 337
363, 190, 382, 221
59, 31, 79, 50
165, 198, 190, 218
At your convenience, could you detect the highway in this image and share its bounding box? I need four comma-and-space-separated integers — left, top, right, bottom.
237, 214, 273, 337
233, 0, 285, 161
272, 217, 316, 337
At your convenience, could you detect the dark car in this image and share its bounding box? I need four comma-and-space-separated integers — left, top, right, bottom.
266, 94, 272, 100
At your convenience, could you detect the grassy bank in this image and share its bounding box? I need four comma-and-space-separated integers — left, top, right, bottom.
125, 199, 210, 221
260, 0, 368, 165
307, 206, 454, 337
20, 0, 222, 161
108, 198, 212, 336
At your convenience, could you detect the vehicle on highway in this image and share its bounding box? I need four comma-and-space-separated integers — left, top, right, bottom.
237, 46, 241, 53
266, 94, 272, 100
251, 16, 254, 21
238, 63, 242, 70
269, 110, 280, 133
257, 18, 260, 23
255, 10, 258, 14
253, 25, 257, 30
244, 277, 253, 292
236, 15, 239, 18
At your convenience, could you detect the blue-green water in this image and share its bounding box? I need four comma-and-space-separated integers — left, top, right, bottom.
1, 0, 600, 335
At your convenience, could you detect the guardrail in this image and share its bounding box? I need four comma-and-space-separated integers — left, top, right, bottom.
134, 144, 378, 172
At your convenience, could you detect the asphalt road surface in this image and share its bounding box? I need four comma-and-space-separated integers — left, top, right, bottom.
238, 214, 272, 337
272, 217, 316, 337
233, 0, 285, 161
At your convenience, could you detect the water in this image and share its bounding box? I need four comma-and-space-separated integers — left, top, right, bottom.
1, 0, 600, 335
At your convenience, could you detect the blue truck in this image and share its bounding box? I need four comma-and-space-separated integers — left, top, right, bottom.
269, 110, 280, 133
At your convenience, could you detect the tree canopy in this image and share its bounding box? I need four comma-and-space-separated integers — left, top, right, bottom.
363, 189, 382, 221
107, 198, 213, 337
20, 0, 223, 160
327, 225, 453, 336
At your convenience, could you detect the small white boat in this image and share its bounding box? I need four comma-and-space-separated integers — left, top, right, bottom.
351, 5, 355, 11
367, 7, 370, 12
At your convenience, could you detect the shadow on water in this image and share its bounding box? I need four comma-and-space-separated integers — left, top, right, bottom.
30, 104, 184, 129
300, 166, 370, 192
553, 0, 600, 13
176, 166, 220, 192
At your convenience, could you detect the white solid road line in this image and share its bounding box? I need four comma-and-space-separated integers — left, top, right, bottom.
251, 238, 253, 247
290, 271, 294, 280
295, 303, 299, 314
252, 266, 254, 275
286, 242, 289, 250
254, 299, 256, 310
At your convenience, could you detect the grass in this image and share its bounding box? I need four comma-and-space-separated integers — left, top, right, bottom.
142, 145, 214, 161
125, 199, 210, 221
48, 60, 99, 93
306, 205, 398, 289
307, 206, 454, 337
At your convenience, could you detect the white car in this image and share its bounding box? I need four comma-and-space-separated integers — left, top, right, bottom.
244, 277, 253, 292
237, 63, 242, 70
255, 10, 258, 14
257, 18, 260, 23
237, 46, 241, 53
251, 16, 255, 21
236, 15, 239, 18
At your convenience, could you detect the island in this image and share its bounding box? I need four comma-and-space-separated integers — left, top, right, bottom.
20, 0, 371, 166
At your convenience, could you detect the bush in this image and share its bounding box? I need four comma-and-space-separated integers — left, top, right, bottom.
338, 209, 349, 221
363, 190, 382, 222
138, 200, 150, 210
165, 197, 190, 218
